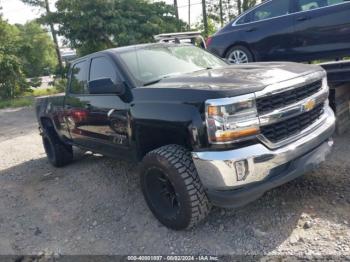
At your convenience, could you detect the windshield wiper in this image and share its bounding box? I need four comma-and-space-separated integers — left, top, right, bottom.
143, 68, 213, 86
143, 73, 180, 86
143, 78, 164, 86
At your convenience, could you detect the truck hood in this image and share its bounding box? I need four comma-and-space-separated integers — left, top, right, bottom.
143, 62, 323, 92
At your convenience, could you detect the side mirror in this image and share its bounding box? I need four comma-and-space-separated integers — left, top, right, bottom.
88, 78, 125, 95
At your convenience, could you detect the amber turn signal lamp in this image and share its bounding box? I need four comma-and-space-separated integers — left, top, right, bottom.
212, 127, 259, 142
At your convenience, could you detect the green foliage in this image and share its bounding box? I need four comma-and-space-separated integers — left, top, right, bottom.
29, 87, 62, 96
28, 77, 43, 88
0, 15, 57, 100
49, 0, 187, 56
0, 52, 30, 99
195, 18, 218, 38
241, 0, 257, 13
207, 0, 237, 25
207, 0, 257, 26
0, 17, 30, 100
20, 0, 45, 8
0, 97, 33, 109
52, 78, 67, 93
16, 21, 58, 78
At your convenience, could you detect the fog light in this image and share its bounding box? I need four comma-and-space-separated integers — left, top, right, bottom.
235, 160, 249, 181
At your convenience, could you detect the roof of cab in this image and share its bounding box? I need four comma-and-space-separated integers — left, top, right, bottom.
71, 42, 190, 63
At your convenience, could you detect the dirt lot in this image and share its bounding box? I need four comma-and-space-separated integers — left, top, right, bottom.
0, 106, 349, 257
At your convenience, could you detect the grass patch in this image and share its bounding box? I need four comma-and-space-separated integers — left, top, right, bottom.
0, 97, 34, 110
0, 87, 63, 110
27, 87, 62, 97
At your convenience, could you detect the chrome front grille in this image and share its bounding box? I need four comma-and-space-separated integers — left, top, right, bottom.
260, 104, 324, 143
256, 71, 328, 148
256, 80, 322, 114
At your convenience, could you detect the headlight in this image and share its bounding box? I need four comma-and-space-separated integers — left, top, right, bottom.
205, 94, 260, 144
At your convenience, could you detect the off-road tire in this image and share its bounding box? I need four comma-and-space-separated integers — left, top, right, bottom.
140, 145, 211, 230
42, 128, 73, 168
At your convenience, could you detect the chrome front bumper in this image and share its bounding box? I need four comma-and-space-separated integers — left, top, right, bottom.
192, 106, 336, 191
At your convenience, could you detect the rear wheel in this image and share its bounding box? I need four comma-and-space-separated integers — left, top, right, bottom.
226, 45, 254, 64
42, 127, 73, 167
140, 145, 211, 230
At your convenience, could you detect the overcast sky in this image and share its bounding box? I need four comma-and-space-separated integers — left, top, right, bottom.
0, 0, 203, 26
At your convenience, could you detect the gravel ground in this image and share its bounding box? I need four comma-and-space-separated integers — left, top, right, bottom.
0, 106, 349, 257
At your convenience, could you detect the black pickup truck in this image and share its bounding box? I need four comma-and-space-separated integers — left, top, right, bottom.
36, 43, 335, 230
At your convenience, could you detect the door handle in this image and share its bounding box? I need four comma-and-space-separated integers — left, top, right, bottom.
297, 16, 310, 21
108, 109, 117, 118
245, 27, 257, 32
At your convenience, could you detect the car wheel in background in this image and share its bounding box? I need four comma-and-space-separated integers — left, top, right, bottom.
226, 45, 254, 64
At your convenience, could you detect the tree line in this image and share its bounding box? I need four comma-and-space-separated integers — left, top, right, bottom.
0, 17, 58, 99
0, 0, 258, 100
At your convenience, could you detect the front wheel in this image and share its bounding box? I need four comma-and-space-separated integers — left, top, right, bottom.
140, 145, 211, 230
226, 45, 254, 64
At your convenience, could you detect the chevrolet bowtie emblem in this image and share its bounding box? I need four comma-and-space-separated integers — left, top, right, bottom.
303, 99, 316, 111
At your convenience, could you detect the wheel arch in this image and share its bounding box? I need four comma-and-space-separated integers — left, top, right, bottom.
39, 117, 63, 142
40, 117, 55, 133
134, 124, 193, 161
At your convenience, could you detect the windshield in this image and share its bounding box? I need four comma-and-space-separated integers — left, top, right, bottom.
118, 45, 227, 86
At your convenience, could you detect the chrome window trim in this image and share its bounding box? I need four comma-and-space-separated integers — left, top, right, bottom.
234, 0, 272, 26
232, 1, 349, 27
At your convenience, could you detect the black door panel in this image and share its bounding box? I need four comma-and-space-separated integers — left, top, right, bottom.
65, 55, 133, 159
245, 16, 295, 61
66, 95, 132, 158
292, 2, 350, 60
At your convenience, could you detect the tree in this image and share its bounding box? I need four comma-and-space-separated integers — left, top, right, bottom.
195, 17, 217, 38
219, 0, 224, 27
174, 0, 179, 20
16, 21, 57, 78
202, 0, 209, 37
241, 0, 257, 14
21, 0, 64, 76
49, 0, 186, 56
0, 17, 29, 99
207, 0, 236, 25
188, 0, 191, 30
237, 0, 242, 15
207, 0, 257, 26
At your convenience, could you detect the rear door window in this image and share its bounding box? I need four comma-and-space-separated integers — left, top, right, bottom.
296, 0, 346, 11
297, 0, 327, 10
70, 61, 88, 94
326, 0, 348, 6
236, 14, 250, 25
250, 0, 290, 22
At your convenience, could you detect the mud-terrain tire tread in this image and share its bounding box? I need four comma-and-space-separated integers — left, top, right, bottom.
141, 144, 211, 230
